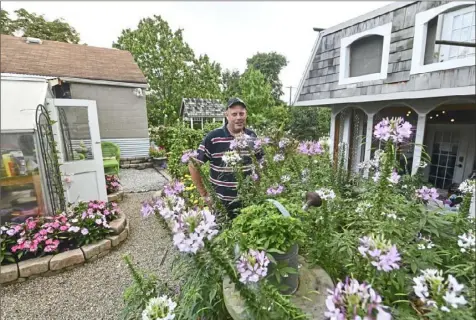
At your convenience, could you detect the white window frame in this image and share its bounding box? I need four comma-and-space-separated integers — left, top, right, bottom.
338, 22, 392, 86
410, 1, 475, 75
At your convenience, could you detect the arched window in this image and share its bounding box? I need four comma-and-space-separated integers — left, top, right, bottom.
338, 23, 391, 85
349, 35, 384, 77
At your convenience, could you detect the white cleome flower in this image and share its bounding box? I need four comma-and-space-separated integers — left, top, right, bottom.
457, 232, 476, 253
142, 295, 177, 320
315, 188, 336, 200
458, 179, 475, 194
222, 151, 241, 167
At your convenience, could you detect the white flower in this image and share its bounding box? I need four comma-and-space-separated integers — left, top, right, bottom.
68, 226, 80, 233
457, 232, 475, 253
413, 269, 467, 311
141, 295, 177, 320
273, 153, 285, 162
222, 151, 241, 167
315, 188, 336, 200
281, 175, 290, 183
458, 179, 475, 194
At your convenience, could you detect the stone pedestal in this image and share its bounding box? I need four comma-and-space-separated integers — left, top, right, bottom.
223, 256, 334, 320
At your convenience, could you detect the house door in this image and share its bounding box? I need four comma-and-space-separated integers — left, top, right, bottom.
425, 125, 476, 190
47, 98, 107, 204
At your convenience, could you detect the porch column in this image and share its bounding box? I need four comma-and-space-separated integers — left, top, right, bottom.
329, 112, 337, 163
411, 113, 427, 175
342, 112, 352, 169
363, 114, 374, 178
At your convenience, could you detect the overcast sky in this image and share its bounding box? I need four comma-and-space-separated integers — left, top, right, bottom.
2, 1, 392, 103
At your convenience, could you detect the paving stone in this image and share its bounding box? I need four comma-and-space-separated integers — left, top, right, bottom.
49, 249, 85, 271
18, 256, 52, 278
81, 239, 112, 260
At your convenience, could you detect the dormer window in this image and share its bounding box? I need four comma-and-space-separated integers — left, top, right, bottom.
411, 2, 475, 74
339, 23, 392, 85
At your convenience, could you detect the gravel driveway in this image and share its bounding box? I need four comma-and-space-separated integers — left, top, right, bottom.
1, 179, 175, 319
119, 168, 169, 193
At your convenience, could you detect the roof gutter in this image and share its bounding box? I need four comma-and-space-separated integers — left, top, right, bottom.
59, 77, 148, 89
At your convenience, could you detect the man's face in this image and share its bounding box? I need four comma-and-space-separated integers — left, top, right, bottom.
226, 104, 247, 133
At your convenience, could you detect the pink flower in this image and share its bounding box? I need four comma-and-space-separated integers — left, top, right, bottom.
52, 222, 60, 229
39, 229, 48, 236
59, 225, 69, 231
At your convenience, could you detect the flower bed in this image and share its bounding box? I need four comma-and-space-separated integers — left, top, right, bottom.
1, 200, 123, 265
123, 117, 475, 320
0, 201, 128, 285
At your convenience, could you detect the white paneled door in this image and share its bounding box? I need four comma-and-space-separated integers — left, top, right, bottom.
47, 98, 107, 204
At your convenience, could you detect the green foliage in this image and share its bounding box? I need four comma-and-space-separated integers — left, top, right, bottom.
121, 255, 173, 320
238, 67, 275, 125
0, 8, 80, 43
220, 69, 241, 101
113, 15, 222, 126
246, 52, 288, 102
231, 201, 306, 253
289, 106, 331, 141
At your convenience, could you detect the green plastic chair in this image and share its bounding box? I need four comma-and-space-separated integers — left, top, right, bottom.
101, 142, 120, 175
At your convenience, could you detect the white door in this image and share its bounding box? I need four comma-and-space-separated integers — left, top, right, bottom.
47, 98, 107, 203
424, 124, 476, 190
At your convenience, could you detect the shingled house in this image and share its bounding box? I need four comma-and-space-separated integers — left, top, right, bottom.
180, 98, 225, 129
294, 1, 475, 193
1, 34, 149, 159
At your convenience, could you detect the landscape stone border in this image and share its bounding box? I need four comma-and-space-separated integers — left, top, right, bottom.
120, 157, 153, 170
108, 190, 125, 203
0, 213, 129, 286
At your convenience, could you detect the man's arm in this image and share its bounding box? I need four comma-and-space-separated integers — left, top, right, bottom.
188, 161, 208, 198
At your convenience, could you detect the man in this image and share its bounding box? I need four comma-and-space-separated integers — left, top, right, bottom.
189, 97, 263, 218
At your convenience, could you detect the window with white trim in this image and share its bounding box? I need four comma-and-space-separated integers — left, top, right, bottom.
338, 23, 392, 85
411, 2, 475, 75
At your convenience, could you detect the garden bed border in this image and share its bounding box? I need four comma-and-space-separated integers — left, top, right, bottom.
0, 213, 129, 286
108, 190, 125, 203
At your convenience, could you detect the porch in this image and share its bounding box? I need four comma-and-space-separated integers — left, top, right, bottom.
330, 95, 476, 194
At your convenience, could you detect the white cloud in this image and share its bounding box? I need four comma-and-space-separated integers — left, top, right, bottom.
2, 1, 392, 103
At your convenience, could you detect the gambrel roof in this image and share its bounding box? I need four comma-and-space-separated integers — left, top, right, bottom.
294, 1, 476, 106
180, 98, 225, 120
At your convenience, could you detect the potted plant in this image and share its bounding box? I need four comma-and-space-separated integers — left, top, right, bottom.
150, 146, 167, 169
230, 200, 306, 295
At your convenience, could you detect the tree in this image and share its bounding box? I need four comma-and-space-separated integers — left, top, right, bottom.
238, 67, 274, 126
221, 69, 242, 101
0, 8, 80, 43
289, 107, 331, 140
113, 15, 222, 126
190, 54, 222, 99
246, 52, 288, 103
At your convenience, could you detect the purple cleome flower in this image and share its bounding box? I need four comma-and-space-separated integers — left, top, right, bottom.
267, 184, 284, 195
297, 141, 323, 156
415, 186, 439, 201
236, 249, 270, 284
163, 180, 185, 197
358, 235, 401, 272
325, 276, 391, 320
374, 117, 413, 143
181, 150, 198, 163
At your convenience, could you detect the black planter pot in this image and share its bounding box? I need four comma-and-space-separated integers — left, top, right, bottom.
267, 243, 300, 295
152, 157, 167, 170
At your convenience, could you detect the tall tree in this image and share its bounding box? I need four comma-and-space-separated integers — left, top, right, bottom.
190, 54, 222, 99
238, 67, 274, 125
221, 69, 242, 101
114, 15, 222, 126
246, 52, 288, 102
0, 8, 80, 43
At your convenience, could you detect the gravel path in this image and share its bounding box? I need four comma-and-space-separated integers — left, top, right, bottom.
119, 168, 169, 193
0, 191, 177, 320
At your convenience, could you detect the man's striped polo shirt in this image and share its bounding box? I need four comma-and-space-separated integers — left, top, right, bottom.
195, 125, 263, 204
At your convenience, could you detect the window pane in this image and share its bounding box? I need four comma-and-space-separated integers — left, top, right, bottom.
453, 14, 463, 30
461, 27, 471, 41
1, 132, 46, 224
58, 106, 93, 161
451, 29, 461, 41
463, 12, 473, 27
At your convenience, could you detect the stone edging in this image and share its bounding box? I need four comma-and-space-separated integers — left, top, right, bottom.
108, 190, 124, 203
0, 213, 129, 286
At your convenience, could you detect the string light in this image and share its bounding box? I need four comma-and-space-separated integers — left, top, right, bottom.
442, 111, 446, 114
451, 119, 455, 122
